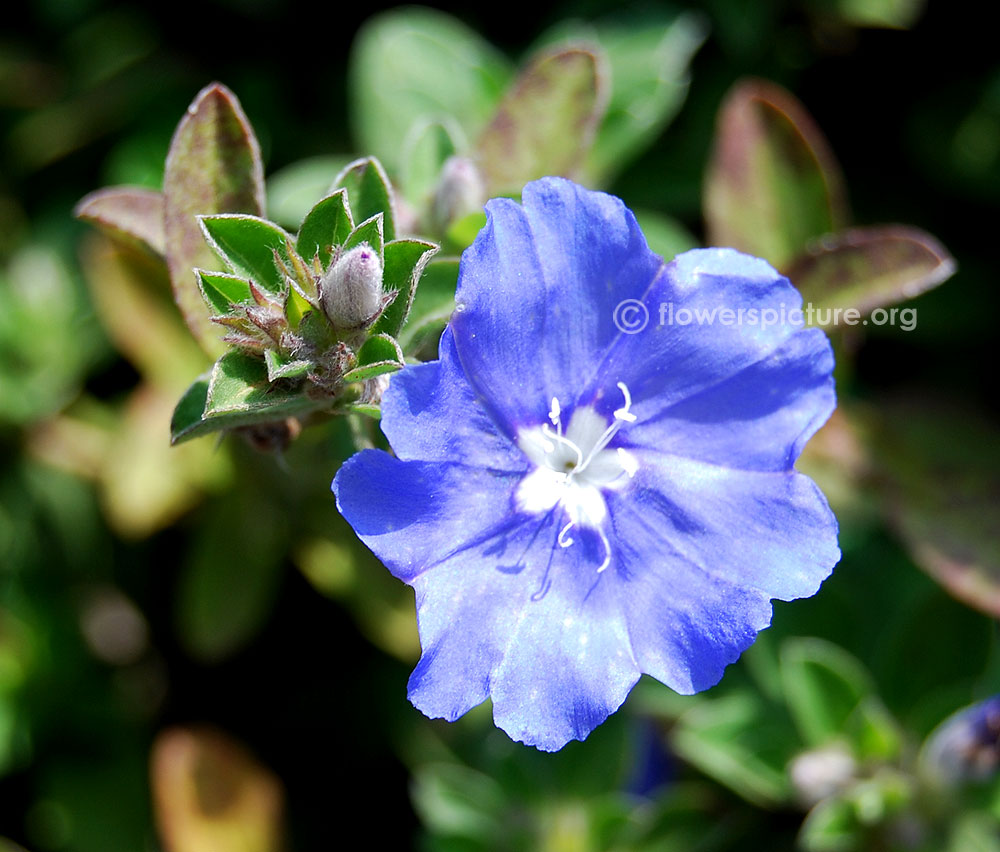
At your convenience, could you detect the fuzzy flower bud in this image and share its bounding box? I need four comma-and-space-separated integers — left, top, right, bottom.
319, 243, 384, 330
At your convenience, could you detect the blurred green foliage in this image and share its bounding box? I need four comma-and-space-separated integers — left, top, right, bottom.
2, 1, 999, 850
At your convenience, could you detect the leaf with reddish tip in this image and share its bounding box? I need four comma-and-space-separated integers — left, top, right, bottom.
704, 78, 849, 270
164, 83, 265, 357
869, 399, 1000, 618
788, 226, 956, 322
75, 186, 166, 256
475, 47, 608, 195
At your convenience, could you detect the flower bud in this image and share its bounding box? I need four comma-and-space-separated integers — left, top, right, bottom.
319, 243, 384, 330
922, 695, 1000, 784
789, 745, 857, 806
432, 156, 484, 233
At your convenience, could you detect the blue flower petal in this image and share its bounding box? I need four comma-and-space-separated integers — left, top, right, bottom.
581, 249, 814, 423
611, 453, 839, 604
451, 176, 663, 433
333, 451, 521, 582
380, 327, 526, 471
625, 327, 835, 472
407, 510, 640, 751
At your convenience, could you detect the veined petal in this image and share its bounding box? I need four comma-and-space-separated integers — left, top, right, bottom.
625, 327, 836, 472
380, 327, 526, 471
581, 249, 811, 425
451, 177, 663, 434
333, 451, 522, 582
610, 452, 839, 604
407, 510, 640, 751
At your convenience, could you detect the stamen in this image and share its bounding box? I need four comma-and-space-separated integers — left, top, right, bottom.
577, 382, 636, 473
614, 381, 637, 423
558, 521, 575, 548
549, 397, 562, 433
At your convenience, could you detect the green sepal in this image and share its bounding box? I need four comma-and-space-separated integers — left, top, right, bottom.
343, 214, 385, 259
373, 239, 439, 337
264, 348, 313, 382
297, 309, 337, 352
199, 214, 295, 295
342, 333, 404, 382
196, 269, 255, 314
333, 157, 396, 242
284, 286, 312, 330
297, 189, 354, 270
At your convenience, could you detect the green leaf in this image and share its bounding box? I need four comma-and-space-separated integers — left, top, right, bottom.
781, 638, 873, 748
373, 239, 438, 337
163, 83, 265, 356
74, 186, 166, 256
349, 7, 511, 175
171, 352, 328, 444
297, 189, 353, 270
264, 348, 312, 382
342, 333, 404, 383
333, 157, 396, 242
343, 214, 384, 258
788, 226, 956, 323
398, 257, 459, 354
831, 0, 927, 30
798, 797, 859, 852
671, 691, 794, 807
176, 492, 286, 662
199, 214, 294, 295
400, 118, 461, 205
704, 78, 849, 270
476, 46, 607, 195
196, 270, 253, 315
170, 371, 212, 444
443, 210, 487, 254
544, 13, 707, 184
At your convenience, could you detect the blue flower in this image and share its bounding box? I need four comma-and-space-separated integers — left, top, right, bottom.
334, 177, 840, 751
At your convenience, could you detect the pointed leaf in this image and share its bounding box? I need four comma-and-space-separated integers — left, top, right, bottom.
163, 83, 265, 356
372, 238, 438, 336
349, 7, 511, 174
342, 333, 404, 382
333, 157, 396, 242
264, 348, 312, 382
781, 638, 873, 748
199, 214, 294, 295
544, 13, 707, 183
170, 352, 328, 443
788, 225, 956, 322
297, 189, 353, 269
704, 78, 849, 270
343, 214, 384, 258
476, 47, 608, 195
74, 186, 166, 256
196, 270, 254, 315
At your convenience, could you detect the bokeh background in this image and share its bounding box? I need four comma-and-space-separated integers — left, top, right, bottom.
2, 0, 999, 849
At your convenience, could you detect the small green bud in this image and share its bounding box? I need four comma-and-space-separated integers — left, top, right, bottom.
319, 243, 384, 330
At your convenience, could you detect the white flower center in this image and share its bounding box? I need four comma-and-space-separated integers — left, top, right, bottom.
514, 382, 639, 577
